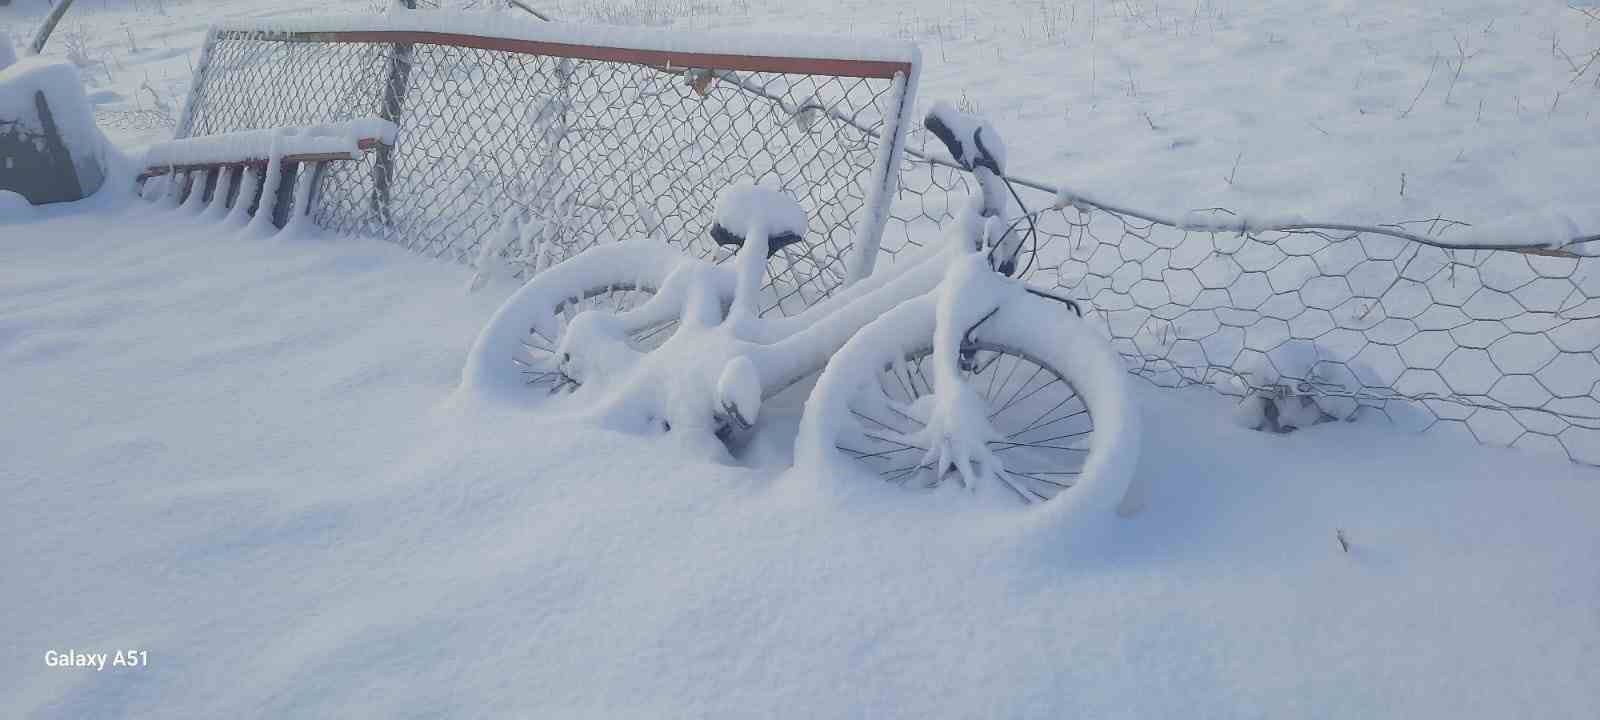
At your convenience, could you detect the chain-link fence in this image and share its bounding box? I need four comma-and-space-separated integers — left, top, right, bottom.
886, 127, 1600, 465
175, 9, 1600, 464
177, 17, 914, 315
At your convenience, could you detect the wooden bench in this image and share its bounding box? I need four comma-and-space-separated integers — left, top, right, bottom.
139, 119, 396, 228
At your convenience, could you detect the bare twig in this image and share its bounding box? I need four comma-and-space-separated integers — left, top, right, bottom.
1568, 5, 1600, 85
1401, 53, 1440, 118
506, 0, 555, 21
1444, 34, 1479, 105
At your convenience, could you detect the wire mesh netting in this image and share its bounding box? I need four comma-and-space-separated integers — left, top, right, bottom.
178, 27, 906, 315
887, 128, 1600, 464
173, 16, 1600, 464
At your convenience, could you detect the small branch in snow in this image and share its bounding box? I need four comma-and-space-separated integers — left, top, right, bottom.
506, 0, 555, 22
1400, 54, 1440, 119
1444, 34, 1479, 106
1223, 149, 1244, 186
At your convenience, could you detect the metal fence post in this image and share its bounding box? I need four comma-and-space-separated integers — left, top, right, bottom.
371, 0, 415, 225
29, 0, 78, 55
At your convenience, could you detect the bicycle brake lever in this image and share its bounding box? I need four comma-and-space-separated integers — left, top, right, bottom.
1024, 286, 1083, 317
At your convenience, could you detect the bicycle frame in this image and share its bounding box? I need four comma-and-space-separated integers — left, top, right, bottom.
552, 126, 1025, 429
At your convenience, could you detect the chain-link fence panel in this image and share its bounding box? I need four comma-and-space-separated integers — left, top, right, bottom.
176, 18, 915, 316
887, 125, 1600, 465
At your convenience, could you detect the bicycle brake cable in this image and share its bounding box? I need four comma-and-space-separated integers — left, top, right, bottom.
1000, 175, 1040, 278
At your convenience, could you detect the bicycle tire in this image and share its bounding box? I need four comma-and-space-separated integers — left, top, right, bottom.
796, 291, 1139, 512
460, 242, 697, 403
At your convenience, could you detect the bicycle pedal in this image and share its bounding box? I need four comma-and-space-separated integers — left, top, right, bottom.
717, 402, 755, 432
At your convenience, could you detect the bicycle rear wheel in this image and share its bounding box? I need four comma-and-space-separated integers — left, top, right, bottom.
461, 242, 696, 402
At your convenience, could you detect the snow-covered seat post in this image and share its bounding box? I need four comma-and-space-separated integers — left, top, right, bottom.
138, 118, 397, 229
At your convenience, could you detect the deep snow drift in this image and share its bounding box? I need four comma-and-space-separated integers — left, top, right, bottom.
2, 202, 1597, 717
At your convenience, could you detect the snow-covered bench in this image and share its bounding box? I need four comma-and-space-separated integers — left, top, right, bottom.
139, 119, 397, 228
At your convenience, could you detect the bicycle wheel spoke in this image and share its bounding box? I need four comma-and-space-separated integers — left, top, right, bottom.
990, 440, 1091, 453
880, 402, 925, 431
851, 408, 917, 438
883, 462, 931, 486
881, 361, 913, 402
1000, 428, 1093, 447
511, 283, 668, 395
840, 443, 920, 462
1004, 469, 1078, 488
1008, 406, 1090, 440
1006, 395, 1082, 439
995, 471, 1037, 504
909, 357, 935, 396
855, 433, 923, 458
989, 372, 1059, 420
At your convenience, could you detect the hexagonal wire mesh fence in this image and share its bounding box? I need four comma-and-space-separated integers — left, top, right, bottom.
175, 17, 915, 317
883, 127, 1600, 465
175, 8, 1600, 464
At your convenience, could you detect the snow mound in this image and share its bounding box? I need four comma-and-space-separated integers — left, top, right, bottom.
0, 189, 32, 219
0, 57, 106, 203
713, 183, 809, 240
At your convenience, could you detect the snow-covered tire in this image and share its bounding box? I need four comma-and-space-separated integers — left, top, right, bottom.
460, 241, 700, 403
796, 292, 1139, 512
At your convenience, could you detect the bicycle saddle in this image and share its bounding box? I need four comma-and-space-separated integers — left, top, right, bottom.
709, 183, 809, 258
709, 223, 805, 258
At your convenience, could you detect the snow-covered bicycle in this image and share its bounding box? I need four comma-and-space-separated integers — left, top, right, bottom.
461, 103, 1139, 507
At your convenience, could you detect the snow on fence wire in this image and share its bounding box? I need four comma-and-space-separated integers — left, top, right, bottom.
475, 0, 1600, 465
173, 6, 1600, 464
886, 130, 1600, 464
174, 11, 917, 315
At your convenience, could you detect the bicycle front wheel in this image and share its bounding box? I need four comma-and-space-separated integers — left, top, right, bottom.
797, 291, 1139, 511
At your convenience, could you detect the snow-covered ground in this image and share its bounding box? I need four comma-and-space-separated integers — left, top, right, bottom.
3, 200, 1598, 717
4, 0, 1600, 716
